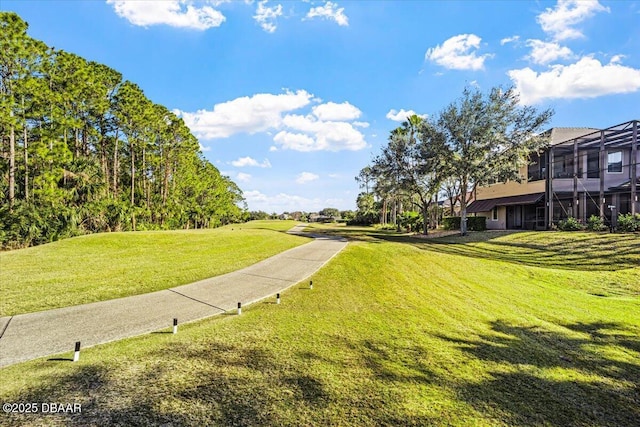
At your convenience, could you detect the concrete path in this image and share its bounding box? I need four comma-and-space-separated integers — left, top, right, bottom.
0, 225, 347, 367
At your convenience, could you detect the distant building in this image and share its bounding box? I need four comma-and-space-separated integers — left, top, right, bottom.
309, 213, 334, 223
442, 191, 475, 216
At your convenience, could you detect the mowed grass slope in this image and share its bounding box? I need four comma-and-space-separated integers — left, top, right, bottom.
1, 230, 638, 426
307, 224, 640, 296
0, 220, 308, 316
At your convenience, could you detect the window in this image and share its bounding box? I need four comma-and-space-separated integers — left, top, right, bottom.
492, 206, 498, 221
607, 151, 622, 173
586, 151, 600, 179
527, 152, 546, 181
552, 153, 574, 178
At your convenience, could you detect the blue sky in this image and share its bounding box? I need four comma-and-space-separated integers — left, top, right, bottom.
4, 0, 640, 212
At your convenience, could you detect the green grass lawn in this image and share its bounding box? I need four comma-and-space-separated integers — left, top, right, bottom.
1, 228, 638, 426
0, 220, 308, 316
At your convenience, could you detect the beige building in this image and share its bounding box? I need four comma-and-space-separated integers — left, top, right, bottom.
467, 121, 639, 230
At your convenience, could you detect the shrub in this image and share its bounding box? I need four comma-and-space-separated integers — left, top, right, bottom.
399, 211, 421, 232
348, 211, 376, 226
617, 213, 640, 232
442, 216, 486, 231
442, 216, 461, 230
558, 217, 584, 231
374, 223, 397, 231
467, 216, 487, 231
586, 215, 608, 232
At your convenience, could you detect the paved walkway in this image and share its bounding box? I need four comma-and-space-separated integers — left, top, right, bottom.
0, 225, 347, 367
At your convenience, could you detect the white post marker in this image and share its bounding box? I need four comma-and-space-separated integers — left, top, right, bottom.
276, 293, 281, 304
237, 302, 242, 315
309, 280, 313, 290
173, 318, 178, 334
73, 341, 81, 362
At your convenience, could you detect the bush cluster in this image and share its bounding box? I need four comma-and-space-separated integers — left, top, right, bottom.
617, 213, 640, 232
442, 216, 460, 230
557, 217, 584, 231
586, 215, 608, 232
398, 211, 421, 232
347, 209, 378, 226
442, 216, 486, 231
558, 214, 640, 233
468, 217, 487, 231
374, 224, 397, 231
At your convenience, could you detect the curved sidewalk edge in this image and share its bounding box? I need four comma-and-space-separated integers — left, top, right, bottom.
0, 225, 347, 368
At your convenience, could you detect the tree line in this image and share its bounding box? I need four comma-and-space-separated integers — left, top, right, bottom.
248, 208, 355, 222
356, 87, 553, 235
0, 12, 244, 248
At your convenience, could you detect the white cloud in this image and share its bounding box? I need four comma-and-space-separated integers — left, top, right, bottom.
244, 190, 324, 212
178, 89, 367, 152
508, 56, 640, 104
425, 34, 492, 71
231, 156, 272, 168
500, 35, 520, 45
537, 0, 609, 41
295, 172, 319, 184
199, 143, 212, 152
525, 39, 573, 65
253, 1, 282, 33
273, 131, 317, 151
176, 90, 313, 139
269, 146, 278, 152
243, 190, 347, 212
610, 54, 625, 64
305, 1, 348, 26
312, 101, 361, 121
279, 114, 367, 151
236, 172, 252, 182
385, 109, 426, 122
106, 0, 226, 30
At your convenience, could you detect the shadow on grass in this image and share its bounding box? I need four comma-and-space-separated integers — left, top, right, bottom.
1, 365, 109, 427
339, 337, 437, 384
244, 226, 314, 236
439, 320, 640, 427
312, 226, 640, 271
431, 232, 639, 271
2, 347, 301, 426
304, 226, 405, 243
4, 321, 638, 426
1, 338, 441, 426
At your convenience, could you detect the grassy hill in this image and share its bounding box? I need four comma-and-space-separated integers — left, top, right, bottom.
0, 220, 308, 316
1, 227, 638, 426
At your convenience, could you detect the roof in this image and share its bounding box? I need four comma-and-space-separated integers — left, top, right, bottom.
546, 128, 599, 146
467, 193, 545, 213
552, 120, 639, 150
608, 177, 640, 191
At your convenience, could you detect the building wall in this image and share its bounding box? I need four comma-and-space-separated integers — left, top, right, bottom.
474, 207, 505, 230
551, 148, 637, 193
475, 170, 545, 200
472, 124, 638, 227
477, 147, 637, 198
